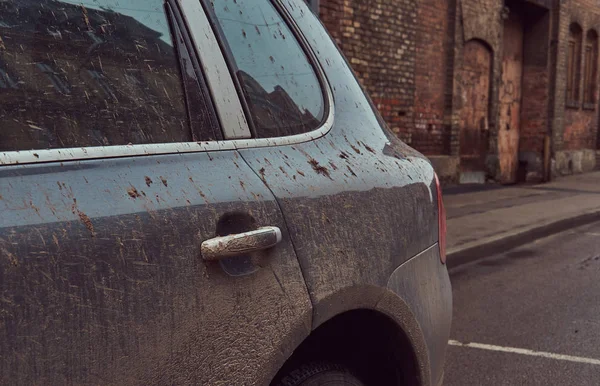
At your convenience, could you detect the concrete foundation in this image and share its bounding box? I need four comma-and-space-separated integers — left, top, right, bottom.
552, 149, 596, 177
428, 155, 460, 184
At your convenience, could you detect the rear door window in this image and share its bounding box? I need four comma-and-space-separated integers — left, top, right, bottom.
208, 0, 326, 138
0, 0, 219, 152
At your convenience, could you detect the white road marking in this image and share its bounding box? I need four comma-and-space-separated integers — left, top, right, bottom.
448, 340, 600, 366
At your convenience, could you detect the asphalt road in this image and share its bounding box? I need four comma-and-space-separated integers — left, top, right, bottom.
444, 221, 600, 385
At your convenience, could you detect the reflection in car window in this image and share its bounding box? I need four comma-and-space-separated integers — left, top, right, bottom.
0, 66, 18, 90
0, 0, 216, 152
210, 0, 325, 138
37, 63, 71, 94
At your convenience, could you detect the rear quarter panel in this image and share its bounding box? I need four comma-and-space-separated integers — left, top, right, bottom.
388, 245, 453, 386
239, 0, 440, 324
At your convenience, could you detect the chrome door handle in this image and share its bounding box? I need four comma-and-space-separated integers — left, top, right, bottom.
201, 226, 282, 261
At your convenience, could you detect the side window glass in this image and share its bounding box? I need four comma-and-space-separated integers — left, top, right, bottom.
209, 0, 326, 138
0, 0, 218, 152
37, 63, 71, 95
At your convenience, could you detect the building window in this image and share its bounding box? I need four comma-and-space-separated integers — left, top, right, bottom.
88, 70, 117, 101
583, 29, 598, 107
567, 23, 583, 106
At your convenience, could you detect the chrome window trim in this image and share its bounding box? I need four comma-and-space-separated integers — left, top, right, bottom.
0, 84, 333, 166
0, 0, 334, 167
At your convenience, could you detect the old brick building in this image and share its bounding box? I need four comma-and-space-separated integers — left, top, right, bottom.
315, 0, 600, 184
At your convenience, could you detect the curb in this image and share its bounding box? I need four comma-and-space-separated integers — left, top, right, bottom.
446, 209, 600, 269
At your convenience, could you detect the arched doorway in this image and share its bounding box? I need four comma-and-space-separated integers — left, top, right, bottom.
458, 40, 491, 182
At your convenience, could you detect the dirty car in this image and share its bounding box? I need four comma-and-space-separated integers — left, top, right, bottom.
0, 0, 451, 385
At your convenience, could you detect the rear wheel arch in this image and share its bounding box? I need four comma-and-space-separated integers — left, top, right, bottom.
272, 287, 431, 386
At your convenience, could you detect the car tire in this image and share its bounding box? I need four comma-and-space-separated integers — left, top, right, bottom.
276, 362, 365, 386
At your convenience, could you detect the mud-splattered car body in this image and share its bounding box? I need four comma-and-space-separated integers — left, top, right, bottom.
0, 0, 451, 385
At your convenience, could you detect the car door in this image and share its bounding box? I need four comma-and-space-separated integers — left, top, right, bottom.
0, 1, 311, 385
204, 0, 439, 325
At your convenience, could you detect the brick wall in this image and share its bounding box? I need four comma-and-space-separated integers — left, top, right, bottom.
317, 0, 600, 181
558, 0, 600, 151
318, 0, 502, 161
519, 7, 550, 155
319, 0, 417, 144
318, 0, 343, 45
564, 109, 596, 149
520, 67, 549, 153
412, 0, 452, 155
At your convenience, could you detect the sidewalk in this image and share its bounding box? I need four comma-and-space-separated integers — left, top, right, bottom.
445, 171, 600, 268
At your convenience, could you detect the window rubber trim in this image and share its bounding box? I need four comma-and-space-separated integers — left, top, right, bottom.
165, 0, 223, 141
0, 0, 334, 167
271, 0, 331, 132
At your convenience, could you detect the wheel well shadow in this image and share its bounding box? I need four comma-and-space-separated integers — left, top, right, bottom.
270, 309, 420, 385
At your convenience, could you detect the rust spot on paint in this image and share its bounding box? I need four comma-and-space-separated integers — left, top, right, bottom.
145, 176, 153, 186
127, 187, 141, 198
2, 247, 18, 266
29, 201, 40, 216
259, 167, 266, 181
363, 144, 376, 154
297, 170, 305, 177
78, 211, 95, 237
279, 166, 289, 177
350, 144, 361, 154
160, 176, 168, 187
339, 151, 350, 159
239, 180, 246, 191
308, 158, 332, 179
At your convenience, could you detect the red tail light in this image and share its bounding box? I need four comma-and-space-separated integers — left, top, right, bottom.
435, 173, 447, 264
